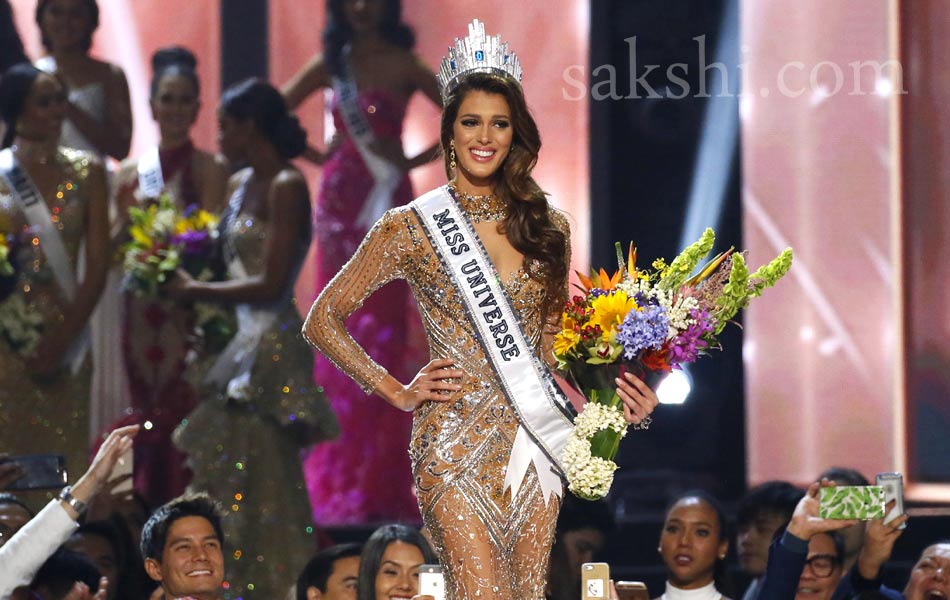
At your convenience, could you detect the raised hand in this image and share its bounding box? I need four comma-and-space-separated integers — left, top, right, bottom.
857, 501, 909, 579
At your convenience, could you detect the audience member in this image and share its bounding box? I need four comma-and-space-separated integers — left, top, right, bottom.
756, 480, 860, 600
357, 524, 437, 600
0, 493, 34, 549
0, 425, 138, 599
656, 490, 733, 599
296, 543, 362, 600
66, 518, 151, 600
547, 495, 614, 600
737, 480, 804, 599
19, 548, 105, 600
140, 493, 225, 600
818, 466, 871, 575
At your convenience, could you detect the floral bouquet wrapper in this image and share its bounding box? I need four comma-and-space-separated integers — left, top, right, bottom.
556, 229, 793, 500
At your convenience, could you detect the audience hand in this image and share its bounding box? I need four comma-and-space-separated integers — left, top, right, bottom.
61, 577, 107, 600
786, 479, 860, 541
67, 425, 139, 518
856, 501, 909, 580
85, 474, 135, 523
0, 454, 24, 490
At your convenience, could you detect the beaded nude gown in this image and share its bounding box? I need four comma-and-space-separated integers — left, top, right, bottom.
0, 148, 96, 478
305, 194, 571, 600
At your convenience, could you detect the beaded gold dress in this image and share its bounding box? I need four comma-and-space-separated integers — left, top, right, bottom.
175, 192, 339, 600
0, 148, 95, 479
304, 194, 571, 600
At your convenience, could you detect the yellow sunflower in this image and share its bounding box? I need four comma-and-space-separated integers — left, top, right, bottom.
588, 290, 637, 336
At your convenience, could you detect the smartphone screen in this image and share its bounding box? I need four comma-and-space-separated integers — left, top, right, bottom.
582, 563, 610, 600
418, 565, 445, 600
4, 454, 67, 490
876, 472, 906, 530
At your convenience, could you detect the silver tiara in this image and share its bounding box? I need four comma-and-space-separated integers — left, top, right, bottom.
437, 19, 523, 102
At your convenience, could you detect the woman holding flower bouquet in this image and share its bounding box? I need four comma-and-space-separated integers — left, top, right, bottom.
108, 46, 229, 506
168, 78, 338, 600
0, 64, 110, 475
304, 20, 658, 600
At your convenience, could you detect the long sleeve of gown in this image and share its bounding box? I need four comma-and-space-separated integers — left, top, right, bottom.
303, 209, 407, 394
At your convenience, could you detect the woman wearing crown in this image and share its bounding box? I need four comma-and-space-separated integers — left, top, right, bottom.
304, 20, 658, 599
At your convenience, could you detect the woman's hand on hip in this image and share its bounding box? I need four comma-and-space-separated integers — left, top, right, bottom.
386, 358, 464, 412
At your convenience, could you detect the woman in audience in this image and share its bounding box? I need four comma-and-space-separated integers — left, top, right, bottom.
282, 0, 441, 524
110, 45, 228, 506
0, 64, 110, 473
357, 524, 437, 600
0, 493, 34, 549
656, 490, 733, 599
34, 0, 134, 442
170, 78, 338, 599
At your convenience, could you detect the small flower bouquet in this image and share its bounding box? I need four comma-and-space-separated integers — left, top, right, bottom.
0, 294, 45, 356
555, 228, 793, 500
121, 195, 219, 296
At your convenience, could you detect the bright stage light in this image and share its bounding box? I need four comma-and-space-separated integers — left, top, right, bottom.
657, 369, 692, 405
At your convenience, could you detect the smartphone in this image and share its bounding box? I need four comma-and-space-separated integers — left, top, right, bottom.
582, 563, 610, 600
418, 564, 445, 600
110, 448, 133, 494
615, 581, 650, 600
2, 454, 67, 490
818, 485, 885, 520
876, 472, 906, 529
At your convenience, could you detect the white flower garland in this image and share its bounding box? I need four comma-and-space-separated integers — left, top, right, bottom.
562, 401, 628, 499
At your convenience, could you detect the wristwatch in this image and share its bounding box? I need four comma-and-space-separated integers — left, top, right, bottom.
58, 485, 87, 515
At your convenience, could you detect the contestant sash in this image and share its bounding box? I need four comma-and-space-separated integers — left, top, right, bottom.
411, 186, 576, 503
136, 146, 164, 199
204, 177, 279, 399
332, 50, 403, 230
0, 148, 89, 371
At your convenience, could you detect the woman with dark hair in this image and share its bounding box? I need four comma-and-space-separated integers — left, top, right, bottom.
34, 0, 131, 160
108, 46, 228, 507
656, 491, 733, 599
35, 0, 134, 456
357, 524, 437, 600
0, 64, 109, 475
282, 0, 442, 524
170, 78, 338, 600
304, 20, 658, 600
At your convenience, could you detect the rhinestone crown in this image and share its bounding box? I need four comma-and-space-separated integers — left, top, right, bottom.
437, 19, 523, 102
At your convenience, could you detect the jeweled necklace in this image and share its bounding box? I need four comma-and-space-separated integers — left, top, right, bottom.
449, 181, 508, 223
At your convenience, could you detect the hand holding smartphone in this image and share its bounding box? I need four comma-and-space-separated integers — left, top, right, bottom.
0, 454, 67, 490
582, 563, 610, 600
876, 472, 906, 529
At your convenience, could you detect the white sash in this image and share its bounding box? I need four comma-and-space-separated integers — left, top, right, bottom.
136, 146, 164, 199
332, 49, 402, 230
411, 186, 576, 503
204, 177, 279, 399
0, 147, 88, 371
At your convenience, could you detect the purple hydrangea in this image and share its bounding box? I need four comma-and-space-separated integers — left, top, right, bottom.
667, 308, 715, 366
616, 304, 669, 359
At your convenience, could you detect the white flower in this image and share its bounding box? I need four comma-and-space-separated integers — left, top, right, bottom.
563, 436, 618, 500
573, 401, 628, 439
0, 295, 44, 355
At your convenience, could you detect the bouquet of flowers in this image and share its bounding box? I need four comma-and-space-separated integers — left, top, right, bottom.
0, 293, 44, 356
555, 228, 793, 499
121, 195, 219, 296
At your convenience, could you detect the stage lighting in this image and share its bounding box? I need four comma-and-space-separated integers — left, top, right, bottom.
657, 368, 692, 405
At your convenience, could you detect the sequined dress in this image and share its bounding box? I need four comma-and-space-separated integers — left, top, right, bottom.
0, 148, 95, 477
305, 89, 422, 524
304, 199, 571, 600
175, 195, 339, 600
112, 142, 202, 506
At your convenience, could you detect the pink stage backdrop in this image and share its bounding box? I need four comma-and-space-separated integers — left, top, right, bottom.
740, 1, 904, 486
268, 0, 592, 306
11, 0, 221, 159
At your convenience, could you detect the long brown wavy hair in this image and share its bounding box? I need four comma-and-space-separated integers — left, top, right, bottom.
440, 72, 568, 314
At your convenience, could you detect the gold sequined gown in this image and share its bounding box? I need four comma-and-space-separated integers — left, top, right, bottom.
304, 198, 571, 600
0, 148, 95, 478
175, 203, 339, 599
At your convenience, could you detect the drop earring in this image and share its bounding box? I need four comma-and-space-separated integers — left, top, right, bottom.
449, 140, 456, 171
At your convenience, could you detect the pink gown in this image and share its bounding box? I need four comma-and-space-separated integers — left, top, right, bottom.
304, 89, 423, 524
